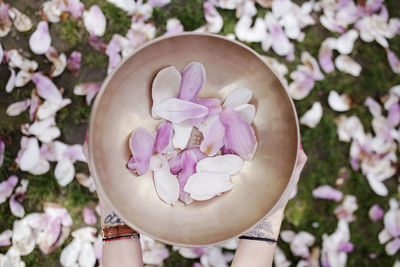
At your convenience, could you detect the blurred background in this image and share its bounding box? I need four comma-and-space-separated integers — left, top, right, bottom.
0, 0, 399, 266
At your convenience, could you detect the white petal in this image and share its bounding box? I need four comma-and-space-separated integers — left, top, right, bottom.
151, 66, 181, 118
72, 227, 97, 243
6, 99, 30, 116
223, 88, 252, 107
335, 55, 362, 77
15, 70, 32, 87
7, 49, 38, 71
328, 91, 351, 112
55, 159, 75, 187
300, 102, 322, 128
37, 98, 71, 120
0, 229, 12, 246
6, 67, 16, 93
107, 0, 135, 14
335, 29, 358, 55
234, 104, 256, 124
60, 239, 82, 266
235, 16, 266, 42
83, 5, 106, 37
366, 176, 388, 196
153, 157, 179, 205
8, 7, 33, 32
12, 219, 35, 255
184, 171, 232, 201
46, 47, 67, 77
28, 158, 50, 175
29, 21, 51, 55
196, 154, 243, 175
153, 98, 209, 123
19, 138, 40, 171
79, 242, 96, 267
172, 123, 192, 150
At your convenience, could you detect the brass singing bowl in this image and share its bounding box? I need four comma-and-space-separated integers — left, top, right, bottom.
88, 33, 299, 246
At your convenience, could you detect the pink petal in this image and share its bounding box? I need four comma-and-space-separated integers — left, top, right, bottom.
10, 194, 25, 218
0, 229, 12, 246
288, 74, 315, 100
388, 103, 400, 128
44, 204, 73, 227
32, 73, 62, 103
153, 157, 179, 205
155, 121, 173, 153
6, 99, 31, 116
29, 21, 51, 55
165, 18, 184, 35
153, 98, 209, 123
88, 35, 107, 53
63, 144, 86, 162
38, 217, 62, 254
369, 204, 384, 222
67, 51, 82, 77
126, 156, 136, 172
128, 128, 155, 175
265, 13, 291, 56
387, 49, 400, 74
200, 116, 225, 156
318, 39, 335, 73
67, 0, 85, 19
337, 241, 354, 252
312, 185, 343, 202
151, 66, 181, 118
0, 2, 11, 37
83, 5, 106, 37
29, 90, 40, 121
5, 67, 15, 93
178, 150, 198, 204
168, 153, 183, 175
0, 175, 18, 204
364, 97, 382, 118
83, 207, 97, 225
219, 107, 258, 161
194, 97, 222, 118
0, 140, 4, 168
178, 62, 206, 101
386, 238, 400, 255
384, 200, 400, 238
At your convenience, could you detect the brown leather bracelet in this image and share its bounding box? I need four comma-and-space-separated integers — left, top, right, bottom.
101, 225, 139, 239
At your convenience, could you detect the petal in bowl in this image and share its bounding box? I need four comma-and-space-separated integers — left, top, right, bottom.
196, 154, 243, 175
155, 121, 173, 154
153, 98, 209, 123
128, 128, 155, 175
184, 171, 232, 201
178, 62, 206, 101
153, 157, 179, 205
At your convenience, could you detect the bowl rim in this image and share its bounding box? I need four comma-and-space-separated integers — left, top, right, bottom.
88, 32, 300, 246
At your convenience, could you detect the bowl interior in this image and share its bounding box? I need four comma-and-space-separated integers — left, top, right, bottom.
89, 33, 298, 246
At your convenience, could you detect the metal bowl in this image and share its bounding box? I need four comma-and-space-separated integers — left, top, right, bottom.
88, 33, 299, 246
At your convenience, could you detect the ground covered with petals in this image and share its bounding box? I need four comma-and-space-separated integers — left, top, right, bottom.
0, 0, 400, 266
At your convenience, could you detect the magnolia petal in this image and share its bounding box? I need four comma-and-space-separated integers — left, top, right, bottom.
153, 157, 179, 205
200, 116, 225, 156
67, 0, 85, 19
55, 159, 75, 186
32, 73, 62, 103
235, 16, 266, 43
6, 99, 30, 116
107, 0, 135, 14
8, 7, 32, 32
300, 102, 322, 128
153, 98, 209, 123
44, 204, 73, 227
386, 239, 400, 256
128, 128, 155, 175
29, 21, 51, 55
15, 70, 32, 87
166, 18, 184, 35
148, 0, 171, 7
184, 171, 232, 201
223, 88, 252, 107
0, 140, 4, 168
369, 204, 384, 222
67, 51, 82, 76
10, 194, 25, 218
79, 242, 97, 267
0, 175, 18, 204
219, 107, 257, 161
265, 13, 292, 56
76, 173, 96, 193
196, 154, 243, 175
46, 47, 67, 77
234, 104, 256, 124
19, 137, 40, 171
366, 176, 388, 196
328, 91, 351, 112
172, 123, 192, 150
336, 29, 358, 55
83, 5, 106, 37
5, 67, 15, 93
155, 121, 173, 153
178, 62, 206, 101
194, 98, 222, 118
387, 49, 400, 74
83, 207, 97, 226
196, 1, 223, 33
287, 75, 315, 100
38, 217, 62, 254
301, 51, 324, 81
0, 229, 12, 246
36, 98, 72, 120
318, 38, 335, 73
28, 158, 50, 175
178, 150, 198, 204
0, 2, 11, 37
60, 239, 82, 266
151, 66, 181, 118
12, 219, 35, 255
365, 97, 382, 118
29, 90, 40, 121
168, 153, 183, 175
312, 185, 343, 202
384, 199, 400, 237
7, 49, 38, 71
335, 55, 362, 77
